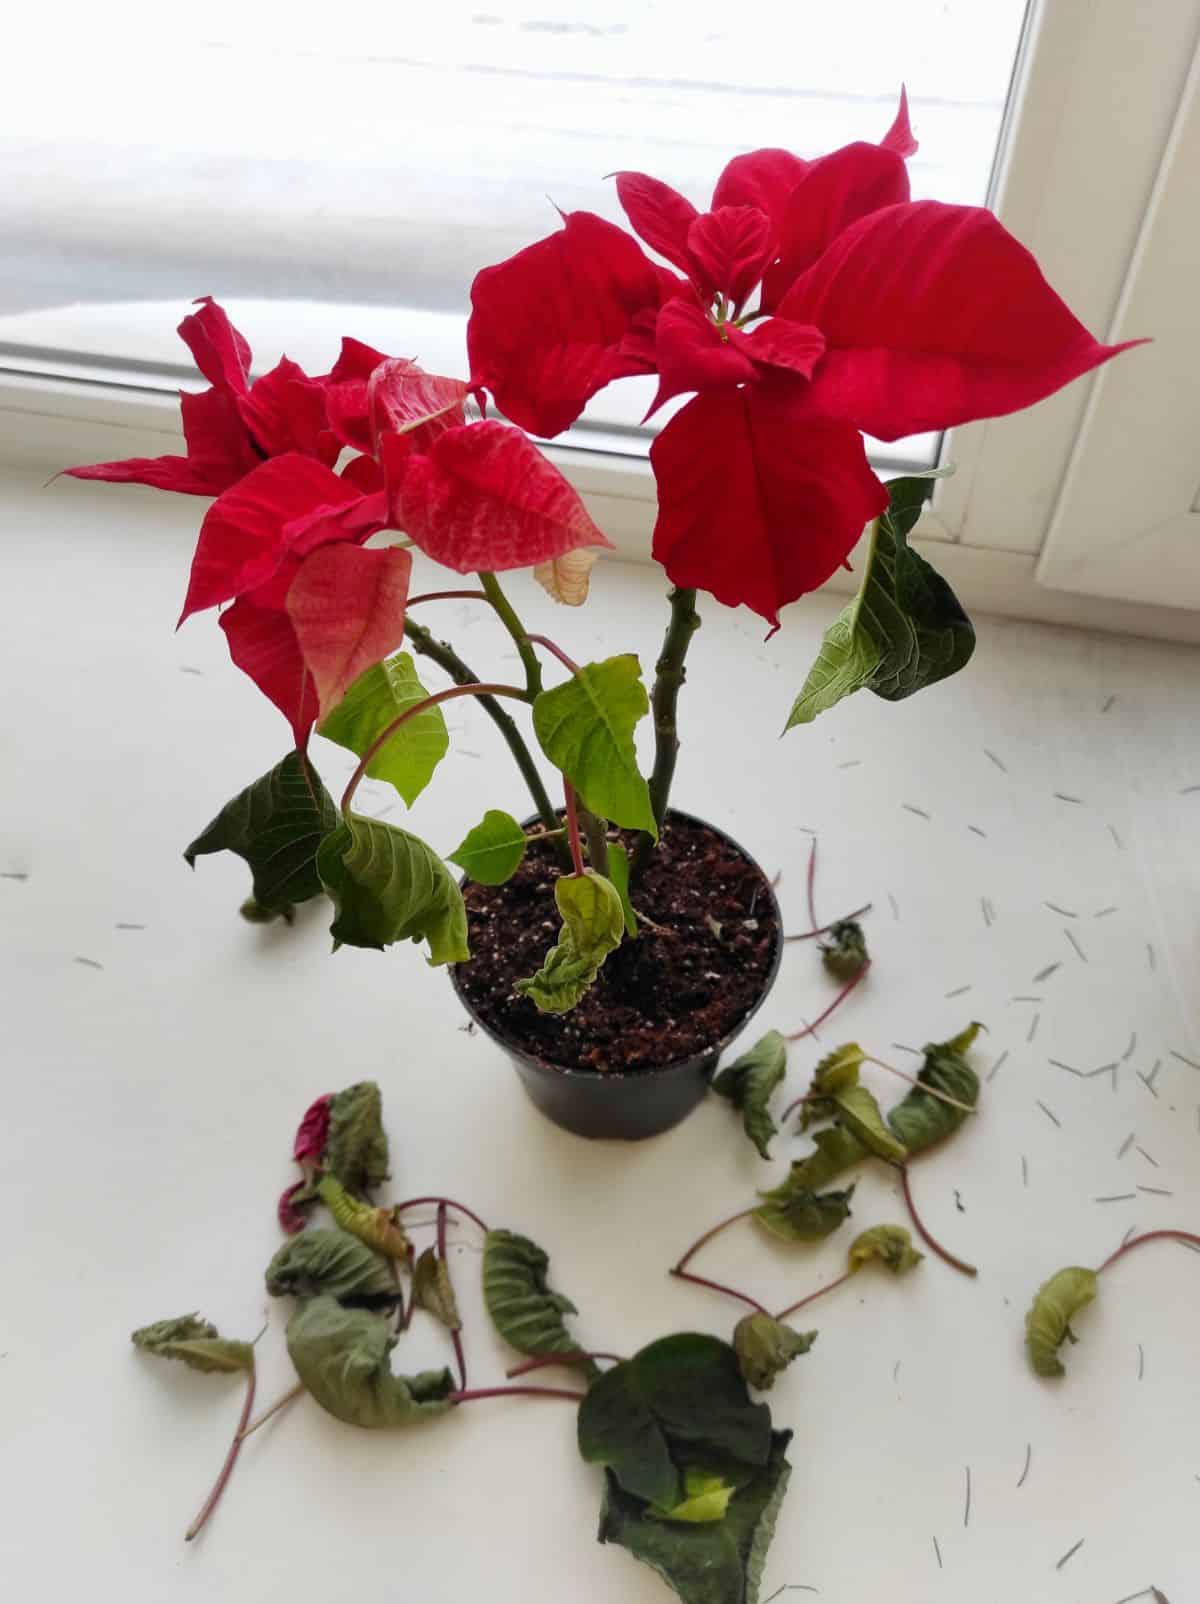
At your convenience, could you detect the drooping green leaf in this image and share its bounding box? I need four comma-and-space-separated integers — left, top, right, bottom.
183, 751, 339, 920
532, 655, 656, 835
448, 809, 527, 886
886, 1024, 982, 1155
325, 1080, 389, 1195
578, 1334, 772, 1509
753, 1182, 855, 1243
316, 813, 469, 963
482, 1229, 595, 1373
286, 1296, 455, 1427
317, 652, 448, 807
818, 918, 869, 980
652, 1471, 737, 1525
810, 1042, 866, 1097
514, 868, 625, 1013
411, 1248, 462, 1331
596, 1429, 793, 1604
131, 1313, 254, 1375
784, 470, 973, 729
786, 1126, 871, 1188
712, 1031, 787, 1160
847, 1225, 923, 1275
832, 1086, 907, 1163
1025, 1266, 1099, 1378
265, 1228, 396, 1304
606, 841, 639, 938
317, 1173, 409, 1258
733, 1314, 817, 1391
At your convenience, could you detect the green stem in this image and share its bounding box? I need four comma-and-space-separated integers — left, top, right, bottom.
479, 571, 544, 698
580, 810, 609, 872
632, 587, 700, 879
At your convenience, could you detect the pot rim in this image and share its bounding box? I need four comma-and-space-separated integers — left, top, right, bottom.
448, 807, 783, 1085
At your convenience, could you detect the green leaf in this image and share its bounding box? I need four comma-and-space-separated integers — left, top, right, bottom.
411, 1248, 462, 1331
597, 1429, 793, 1604
733, 1314, 817, 1391
286, 1296, 455, 1427
264, 1228, 397, 1304
317, 1174, 410, 1258
810, 1042, 866, 1097
482, 1229, 595, 1373
532, 655, 656, 835
131, 1313, 254, 1375
1025, 1266, 1099, 1378
712, 1031, 787, 1160
514, 869, 625, 1014
847, 1225, 923, 1274
316, 813, 469, 964
786, 1126, 870, 1189
578, 1334, 772, 1509
784, 472, 974, 729
886, 1024, 982, 1155
184, 751, 339, 920
448, 809, 527, 885
606, 841, 639, 938
753, 1182, 855, 1243
317, 652, 448, 807
325, 1080, 389, 1196
831, 1086, 907, 1163
818, 918, 869, 980
652, 1471, 737, 1525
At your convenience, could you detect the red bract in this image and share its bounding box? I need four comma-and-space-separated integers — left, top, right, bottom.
286, 542, 412, 719
292, 1093, 332, 1164
278, 1180, 313, 1235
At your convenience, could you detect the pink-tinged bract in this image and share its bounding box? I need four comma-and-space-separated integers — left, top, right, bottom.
292, 1093, 333, 1164
219, 586, 321, 749
278, 1180, 313, 1235
286, 543, 413, 718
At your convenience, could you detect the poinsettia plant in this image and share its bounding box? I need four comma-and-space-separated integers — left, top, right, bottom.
67, 92, 1138, 1018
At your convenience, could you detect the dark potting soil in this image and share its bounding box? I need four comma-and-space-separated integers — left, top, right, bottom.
453, 812, 780, 1073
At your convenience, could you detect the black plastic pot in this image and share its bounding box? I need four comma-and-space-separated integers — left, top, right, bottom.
449, 810, 782, 1142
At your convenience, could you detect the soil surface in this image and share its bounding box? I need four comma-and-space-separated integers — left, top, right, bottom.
453, 812, 780, 1073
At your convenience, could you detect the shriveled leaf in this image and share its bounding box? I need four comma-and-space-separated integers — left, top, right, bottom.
787, 1126, 870, 1188
317, 652, 448, 808
653, 1471, 737, 1525
532, 655, 656, 835
411, 1248, 462, 1331
1025, 1266, 1099, 1378
753, 1182, 855, 1243
316, 813, 469, 964
514, 868, 625, 1013
325, 1080, 389, 1195
810, 1042, 866, 1097
578, 1334, 772, 1509
597, 1429, 793, 1604
265, 1228, 396, 1304
482, 1229, 594, 1372
832, 1086, 907, 1163
278, 1178, 319, 1234
132, 1314, 254, 1375
534, 546, 599, 606
448, 809, 527, 886
318, 1173, 410, 1259
818, 918, 869, 980
712, 1031, 787, 1160
887, 1024, 982, 1155
733, 1314, 817, 1391
606, 841, 639, 938
184, 751, 338, 919
286, 1295, 455, 1427
847, 1225, 923, 1274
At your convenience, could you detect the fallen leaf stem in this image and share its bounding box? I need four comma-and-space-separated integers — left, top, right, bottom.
631, 585, 701, 880
393, 1196, 491, 1236
899, 1164, 977, 1277
674, 1206, 757, 1273
505, 1351, 625, 1378
783, 904, 872, 941
774, 1270, 855, 1322
448, 1385, 587, 1404
786, 960, 871, 1041
184, 1366, 256, 1542
865, 1056, 978, 1114
237, 1381, 305, 1443
1097, 1229, 1200, 1274
437, 1200, 468, 1392
669, 1266, 768, 1315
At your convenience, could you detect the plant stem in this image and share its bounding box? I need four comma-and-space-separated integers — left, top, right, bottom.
669, 1266, 768, 1315
786, 960, 871, 1040
774, 1270, 855, 1322
437, 1200, 468, 1392
184, 1367, 256, 1542
899, 1164, 977, 1277
402, 617, 560, 836
563, 782, 587, 876
631, 586, 701, 879
506, 1352, 625, 1378
406, 589, 490, 606
784, 904, 873, 941
673, 1206, 757, 1273
1097, 1229, 1200, 1274
238, 1382, 305, 1442
478, 571, 544, 697
864, 1056, 978, 1114
580, 809, 610, 872
523, 633, 580, 675
340, 682, 527, 813
780, 1090, 821, 1123
448, 1385, 586, 1404
393, 1196, 491, 1235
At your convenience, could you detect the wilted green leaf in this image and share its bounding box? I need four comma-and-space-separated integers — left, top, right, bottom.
318, 652, 448, 807
653, 1471, 736, 1525
317, 1173, 409, 1258
578, 1334, 772, 1509
784, 470, 973, 729
482, 1229, 595, 1373
810, 1042, 866, 1097
819, 919, 869, 980
1025, 1266, 1099, 1378
597, 1429, 793, 1604
832, 1086, 907, 1164
184, 751, 338, 920
753, 1182, 855, 1244
325, 1080, 389, 1195
411, 1248, 461, 1331
847, 1225, 923, 1274
887, 1024, 982, 1155
787, 1126, 870, 1188
131, 1313, 254, 1375
316, 814, 469, 964
712, 1031, 787, 1160
514, 869, 625, 1013
733, 1314, 816, 1391
532, 655, 656, 835
448, 809, 527, 885
606, 841, 639, 938
286, 1296, 455, 1427
265, 1228, 396, 1304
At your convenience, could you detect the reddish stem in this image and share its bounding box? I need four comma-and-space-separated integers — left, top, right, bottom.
436, 1201, 468, 1391
786, 960, 871, 1041
393, 1196, 491, 1235
780, 1090, 819, 1123
506, 1352, 625, 1378
1097, 1229, 1200, 1274
669, 1266, 768, 1315
774, 1270, 854, 1322
406, 589, 490, 606
674, 1206, 756, 1273
184, 1367, 256, 1542
524, 633, 580, 674
563, 782, 587, 877
784, 904, 872, 942
805, 837, 819, 928
900, 1164, 978, 1277
448, 1386, 586, 1404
